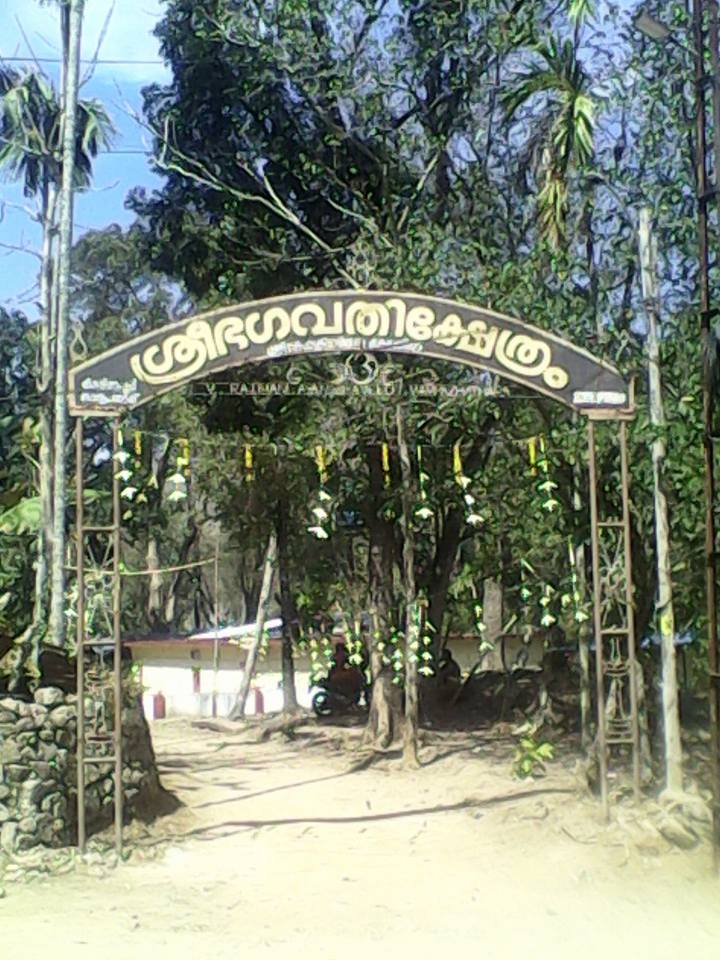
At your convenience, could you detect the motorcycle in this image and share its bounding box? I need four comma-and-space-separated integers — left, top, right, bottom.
311, 676, 371, 717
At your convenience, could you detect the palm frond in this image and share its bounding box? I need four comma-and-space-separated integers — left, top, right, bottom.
0, 69, 113, 196
499, 34, 594, 247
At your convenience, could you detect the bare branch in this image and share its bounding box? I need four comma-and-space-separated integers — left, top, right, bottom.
0, 240, 43, 261
81, 1, 115, 88
14, 15, 50, 80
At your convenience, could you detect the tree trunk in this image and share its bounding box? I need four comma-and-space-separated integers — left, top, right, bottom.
35, 177, 57, 628
639, 207, 683, 793
49, 0, 84, 648
396, 407, 420, 768
276, 498, 298, 714
229, 533, 277, 720
421, 423, 496, 652
425, 506, 463, 655
483, 578, 503, 649
146, 536, 163, 629
364, 446, 401, 748
572, 443, 592, 751
13, 176, 59, 686
634, 656, 654, 784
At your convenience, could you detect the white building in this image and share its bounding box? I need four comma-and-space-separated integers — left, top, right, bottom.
125, 619, 545, 721
126, 619, 315, 719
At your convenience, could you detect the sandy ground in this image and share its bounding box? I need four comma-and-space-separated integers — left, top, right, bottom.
1, 717, 719, 960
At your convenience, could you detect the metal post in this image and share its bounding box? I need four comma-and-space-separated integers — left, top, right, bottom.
707, 0, 720, 189
212, 546, 220, 719
694, 0, 720, 870
619, 420, 642, 801
587, 420, 609, 819
111, 420, 123, 857
75, 417, 86, 853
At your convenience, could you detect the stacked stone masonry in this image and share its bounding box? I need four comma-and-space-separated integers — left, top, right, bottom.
0, 686, 165, 855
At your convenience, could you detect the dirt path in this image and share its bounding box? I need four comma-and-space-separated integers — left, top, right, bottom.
2, 718, 719, 959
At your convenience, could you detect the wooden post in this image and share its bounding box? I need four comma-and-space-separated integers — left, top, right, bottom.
212, 545, 220, 718
229, 533, 277, 720
638, 206, 683, 794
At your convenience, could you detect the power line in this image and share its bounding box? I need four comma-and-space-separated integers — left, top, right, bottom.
0, 55, 166, 65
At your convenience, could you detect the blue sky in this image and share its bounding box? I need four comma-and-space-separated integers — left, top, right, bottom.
0, 0, 170, 319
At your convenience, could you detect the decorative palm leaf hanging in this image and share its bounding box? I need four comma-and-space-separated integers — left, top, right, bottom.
307, 444, 333, 539
452, 441, 484, 527
166, 438, 189, 504
414, 445, 433, 521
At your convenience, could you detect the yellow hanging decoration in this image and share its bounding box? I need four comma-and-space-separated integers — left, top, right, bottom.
528, 436, 537, 476
133, 430, 148, 505
381, 442, 391, 487
181, 438, 190, 473
453, 441, 463, 485
244, 444, 254, 482
315, 445, 328, 485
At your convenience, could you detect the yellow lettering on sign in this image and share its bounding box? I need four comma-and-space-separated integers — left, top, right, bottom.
126, 296, 571, 393
405, 305, 434, 341
291, 303, 324, 337
345, 301, 391, 338
214, 315, 248, 354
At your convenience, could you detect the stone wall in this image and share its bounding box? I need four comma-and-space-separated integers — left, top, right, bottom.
0, 685, 175, 855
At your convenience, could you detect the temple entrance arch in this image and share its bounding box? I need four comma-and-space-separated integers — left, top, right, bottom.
68, 291, 632, 416
69, 290, 639, 855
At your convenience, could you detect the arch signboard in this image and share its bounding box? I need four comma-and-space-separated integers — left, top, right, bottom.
68, 290, 633, 417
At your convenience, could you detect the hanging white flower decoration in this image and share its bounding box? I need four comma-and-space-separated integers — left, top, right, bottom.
307, 525, 329, 539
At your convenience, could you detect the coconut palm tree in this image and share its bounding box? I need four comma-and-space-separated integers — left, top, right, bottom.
501, 37, 594, 247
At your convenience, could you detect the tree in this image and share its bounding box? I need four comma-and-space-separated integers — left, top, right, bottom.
501, 36, 594, 247
0, 60, 111, 669
49, 0, 88, 649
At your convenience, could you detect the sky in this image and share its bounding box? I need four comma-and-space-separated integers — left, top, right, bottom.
0, 0, 170, 318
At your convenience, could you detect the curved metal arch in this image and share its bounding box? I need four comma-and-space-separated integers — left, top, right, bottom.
68, 290, 634, 417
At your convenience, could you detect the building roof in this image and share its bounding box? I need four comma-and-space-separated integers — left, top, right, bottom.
124, 617, 284, 649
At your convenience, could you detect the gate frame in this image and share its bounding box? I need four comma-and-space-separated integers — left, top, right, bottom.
69, 291, 641, 855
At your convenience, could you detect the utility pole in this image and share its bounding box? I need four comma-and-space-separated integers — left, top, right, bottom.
638, 207, 684, 795
49, 0, 84, 647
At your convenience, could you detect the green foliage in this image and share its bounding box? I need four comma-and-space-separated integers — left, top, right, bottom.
0, 0, 714, 702
0, 497, 42, 535
0, 66, 113, 196
513, 735, 555, 778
